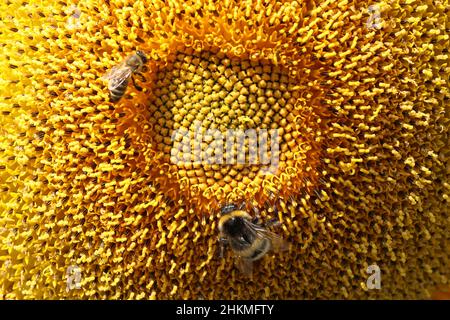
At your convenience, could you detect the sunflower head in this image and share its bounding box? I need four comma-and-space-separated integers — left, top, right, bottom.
0, 0, 448, 299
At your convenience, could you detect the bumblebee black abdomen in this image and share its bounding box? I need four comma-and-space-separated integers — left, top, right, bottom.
110, 78, 129, 102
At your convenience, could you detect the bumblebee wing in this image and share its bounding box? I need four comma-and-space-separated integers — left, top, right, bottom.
235, 257, 253, 277
102, 61, 133, 91
267, 231, 290, 252
247, 221, 289, 252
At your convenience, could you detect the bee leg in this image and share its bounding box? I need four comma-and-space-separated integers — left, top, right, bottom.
249, 199, 260, 216
135, 72, 146, 82
218, 237, 228, 258
264, 203, 281, 228
251, 216, 263, 226
264, 218, 281, 228
250, 202, 263, 225
131, 75, 143, 91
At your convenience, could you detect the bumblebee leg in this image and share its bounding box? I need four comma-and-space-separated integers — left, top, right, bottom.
131, 75, 143, 91
218, 237, 228, 258
266, 202, 280, 227
251, 216, 263, 226
249, 200, 260, 216
264, 218, 281, 228
264, 204, 281, 227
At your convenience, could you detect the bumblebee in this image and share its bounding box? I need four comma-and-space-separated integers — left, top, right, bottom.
218, 203, 288, 276
102, 50, 147, 102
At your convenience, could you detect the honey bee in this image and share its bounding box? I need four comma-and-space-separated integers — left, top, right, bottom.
218, 203, 289, 276
102, 50, 148, 102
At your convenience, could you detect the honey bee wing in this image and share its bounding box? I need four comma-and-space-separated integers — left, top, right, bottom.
101, 59, 126, 80
102, 61, 133, 91
235, 257, 253, 277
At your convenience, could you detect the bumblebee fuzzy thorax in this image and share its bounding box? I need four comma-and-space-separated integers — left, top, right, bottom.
219, 208, 255, 239
219, 209, 252, 233
220, 216, 246, 237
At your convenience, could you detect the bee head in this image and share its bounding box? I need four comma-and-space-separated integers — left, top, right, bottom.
136, 50, 148, 64
220, 216, 246, 237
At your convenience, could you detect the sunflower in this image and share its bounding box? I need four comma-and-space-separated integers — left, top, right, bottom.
0, 0, 448, 299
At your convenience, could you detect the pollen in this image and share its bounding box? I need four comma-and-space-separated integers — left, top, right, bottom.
0, 0, 449, 300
